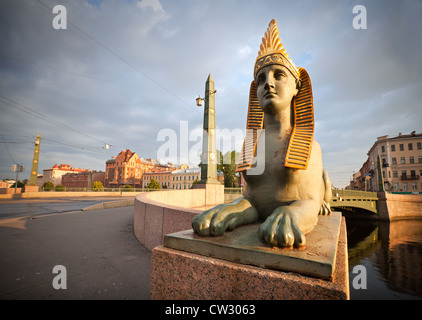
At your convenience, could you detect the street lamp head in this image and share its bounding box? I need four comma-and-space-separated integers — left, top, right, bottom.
196, 96, 204, 107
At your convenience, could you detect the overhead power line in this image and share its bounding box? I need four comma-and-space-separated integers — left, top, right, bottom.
0, 94, 109, 146
0, 54, 159, 92
36, 0, 197, 113
1, 134, 19, 164
42, 137, 107, 154
0, 133, 109, 155
0, 141, 33, 144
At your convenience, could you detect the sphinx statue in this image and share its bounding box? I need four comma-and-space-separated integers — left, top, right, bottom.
192, 19, 332, 248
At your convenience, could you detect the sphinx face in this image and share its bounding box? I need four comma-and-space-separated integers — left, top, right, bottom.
256, 64, 298, 115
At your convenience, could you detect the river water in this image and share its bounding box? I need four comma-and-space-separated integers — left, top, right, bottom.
346, 217, 422, 300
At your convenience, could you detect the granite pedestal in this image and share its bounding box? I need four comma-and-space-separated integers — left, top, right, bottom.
24, 185, 39, 193
150, 212, 349, 300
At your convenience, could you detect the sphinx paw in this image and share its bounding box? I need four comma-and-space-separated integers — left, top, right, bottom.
258, 208, 306, 248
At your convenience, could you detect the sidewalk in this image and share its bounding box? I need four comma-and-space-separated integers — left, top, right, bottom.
0, 206, 151, 299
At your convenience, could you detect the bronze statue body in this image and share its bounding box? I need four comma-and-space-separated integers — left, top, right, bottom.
192, 20, 332, 248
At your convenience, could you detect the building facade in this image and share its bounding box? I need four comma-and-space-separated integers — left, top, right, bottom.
352, 132, 422, 193
105, 149, 181, 187
61, 171, 105, 189
171, 168, 201, 190
42, 164, 84, 186
142, 171, 173, 189
105, 149, 145, 187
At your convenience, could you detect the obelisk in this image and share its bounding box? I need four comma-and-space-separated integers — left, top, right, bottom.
198, 74, 219, 185
28, 133, 41, 186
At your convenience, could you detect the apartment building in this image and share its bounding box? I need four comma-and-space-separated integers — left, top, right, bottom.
105, 149, 181, 187
105, 149, 144, 187
42, 164, 85, 186
171, 168, 201, 190
142, 171, 173, 189
352, 131, 422, 193
61, 170, 105, 189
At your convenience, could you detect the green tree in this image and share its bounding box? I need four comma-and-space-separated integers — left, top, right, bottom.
146, 178, 161, 190
91, 181, 103, 191
198, 149, 241, 187
190, 179, 199, 189
121, 184, 133, 192
42, 181, 54, 191
9, 181, 25, 188
220, 150, 240, 187
55, 184, 65, 191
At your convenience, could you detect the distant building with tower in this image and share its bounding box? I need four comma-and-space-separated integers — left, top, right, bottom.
105, 149, 182, 188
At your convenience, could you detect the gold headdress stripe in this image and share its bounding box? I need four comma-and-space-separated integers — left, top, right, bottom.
236, 19, 314, 173
285, 67, 314, 169
236, 81, 263, 172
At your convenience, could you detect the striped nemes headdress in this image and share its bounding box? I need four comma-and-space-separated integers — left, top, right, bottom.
236, 19, 314, 172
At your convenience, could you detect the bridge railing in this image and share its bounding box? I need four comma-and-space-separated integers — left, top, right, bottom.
221, 187, 380, 213
330, 188, 378, 214
39, 187, 165, 193
221, 188, 379, 202
331, 189, 378, 200
221, 188, 379, 201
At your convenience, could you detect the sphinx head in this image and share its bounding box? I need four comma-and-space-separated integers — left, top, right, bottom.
253, 19, 303, 115
256, 64, 299, 115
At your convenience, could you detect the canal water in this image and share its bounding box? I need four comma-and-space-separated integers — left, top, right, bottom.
346, 217, 422, 300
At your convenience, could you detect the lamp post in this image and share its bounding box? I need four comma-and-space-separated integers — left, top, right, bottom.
196, 74, 218, 185
371, 155, 385, 192
12, 163, 25, 194
376, 154, 385, 192
196, 96, 204, 107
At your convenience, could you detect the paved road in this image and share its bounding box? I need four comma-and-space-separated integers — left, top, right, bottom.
0, 206, 151, 299
0, 197, 127, 220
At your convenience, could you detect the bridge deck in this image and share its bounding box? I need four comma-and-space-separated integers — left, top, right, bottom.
330, 189, 378, 214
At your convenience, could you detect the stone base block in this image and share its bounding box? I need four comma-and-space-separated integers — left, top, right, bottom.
24, 185, 39, 193
192, 182, 224, 207
150, 218, 349, 300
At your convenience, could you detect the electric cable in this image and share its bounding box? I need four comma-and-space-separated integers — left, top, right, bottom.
0, 54, 159, 92
1, 134, 19, 164
0, 94, 109, 146
36, 0, 199, 113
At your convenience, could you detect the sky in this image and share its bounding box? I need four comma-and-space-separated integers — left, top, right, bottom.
0, 0, 421, 188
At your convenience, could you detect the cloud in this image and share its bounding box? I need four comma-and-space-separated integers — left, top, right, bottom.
0, 0, 421, 189
137, 0, 165, 12
238, 45, 252, 59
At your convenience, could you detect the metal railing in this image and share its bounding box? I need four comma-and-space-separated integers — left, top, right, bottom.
224, 187, 243, 194
400, 174, 420, 181
39, 187, 164, 193
38, 186, 379, 200
222, 188, 379, 198
332, 188, 378, 200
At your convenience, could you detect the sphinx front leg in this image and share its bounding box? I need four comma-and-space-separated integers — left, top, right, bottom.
192, 196, 259, 236
258, 200, 320, 248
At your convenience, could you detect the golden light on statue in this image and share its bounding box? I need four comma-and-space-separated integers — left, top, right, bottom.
192, 19, 332, 250
196, 95, 204, 107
